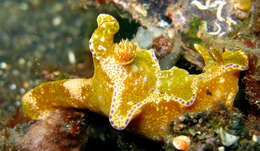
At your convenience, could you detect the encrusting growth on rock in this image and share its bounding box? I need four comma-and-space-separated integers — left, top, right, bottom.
22, 14, 248, 141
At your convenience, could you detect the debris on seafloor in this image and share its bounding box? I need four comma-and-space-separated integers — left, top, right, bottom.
132, 26, 182, 70
20, 110, 86, 151
218, 127, 240, 147
0, 110, 86, 151
107, 0, 253, 36
21, 14, 248, 142
151, 35, 182, 70
76, 0, 255, 40
243, 54, 260, 110
166, 104, 260, 151
78, 0, 260, 70
132, 26, 163, 49
253, 0, 260, 33
152, 35, 174, 59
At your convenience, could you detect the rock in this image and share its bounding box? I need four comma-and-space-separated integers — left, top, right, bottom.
218, 127, 239, 147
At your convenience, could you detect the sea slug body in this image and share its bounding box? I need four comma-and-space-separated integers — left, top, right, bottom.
22, 14, 248, 141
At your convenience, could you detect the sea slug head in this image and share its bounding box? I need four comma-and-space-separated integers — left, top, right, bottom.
97, 14, 119, 35
114, 39, 137, 65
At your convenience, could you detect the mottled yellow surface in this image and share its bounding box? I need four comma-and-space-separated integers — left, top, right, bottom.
22, 14, 248, 141
234, 0, 252, 11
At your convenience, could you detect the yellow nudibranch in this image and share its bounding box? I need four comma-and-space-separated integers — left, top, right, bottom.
22, 14, 248, 141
